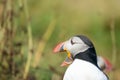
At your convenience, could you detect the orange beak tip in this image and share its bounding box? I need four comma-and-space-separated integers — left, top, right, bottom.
53, 42, 64, 53
60, 61, 68, 67
53, 48, 58, 53
103, 58, 113, 72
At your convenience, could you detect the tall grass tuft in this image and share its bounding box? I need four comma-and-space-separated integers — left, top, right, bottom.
0, 0, 34, 80
32, 19, 56, 68
22, 0, 33, 79
109, 17, 117, 80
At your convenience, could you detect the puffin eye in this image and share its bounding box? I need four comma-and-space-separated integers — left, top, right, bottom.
70, 37, 82, 45
71, 39, 75, 45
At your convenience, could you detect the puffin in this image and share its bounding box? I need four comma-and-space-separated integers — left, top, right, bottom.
53, 35, 109, 80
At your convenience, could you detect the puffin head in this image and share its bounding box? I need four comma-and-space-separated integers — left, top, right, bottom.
53, 35, 113, 72
53, 35, 97, 66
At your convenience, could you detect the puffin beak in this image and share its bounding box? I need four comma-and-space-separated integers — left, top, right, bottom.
53, 42, 73, 65
53, 42, 65, 53
60, 57, 73, 67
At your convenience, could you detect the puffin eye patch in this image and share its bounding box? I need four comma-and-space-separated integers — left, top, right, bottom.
70, 38, 82, 45
71, 39, 75, 45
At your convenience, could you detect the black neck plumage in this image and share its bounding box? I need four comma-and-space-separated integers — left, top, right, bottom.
74, 47, 99, 68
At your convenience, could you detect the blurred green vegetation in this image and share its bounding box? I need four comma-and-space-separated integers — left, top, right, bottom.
0, 0, 120, 80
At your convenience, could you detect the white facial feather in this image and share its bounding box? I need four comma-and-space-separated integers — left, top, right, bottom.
63, 37, 90, 57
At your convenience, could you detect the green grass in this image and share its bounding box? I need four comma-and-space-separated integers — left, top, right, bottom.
1, 0, 120, 80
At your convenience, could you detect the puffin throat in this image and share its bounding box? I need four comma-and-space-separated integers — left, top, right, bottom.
73, 47, 99, 68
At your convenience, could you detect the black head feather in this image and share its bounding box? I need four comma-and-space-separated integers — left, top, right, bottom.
76, 35, 94, 48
